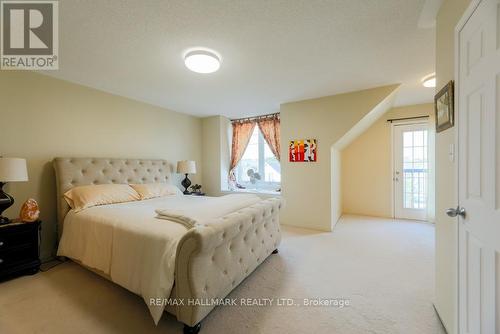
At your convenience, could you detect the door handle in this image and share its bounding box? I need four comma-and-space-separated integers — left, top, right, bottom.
446, 206, 466, 218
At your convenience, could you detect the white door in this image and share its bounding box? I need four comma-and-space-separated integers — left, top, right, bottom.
456, 0, 500, 333
393, 123, 429, 221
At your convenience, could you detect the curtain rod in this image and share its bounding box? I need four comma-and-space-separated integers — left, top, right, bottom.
386, 115, 429, 123
231, 112, 280, 123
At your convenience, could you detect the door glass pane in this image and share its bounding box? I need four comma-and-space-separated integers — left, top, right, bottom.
403, 132, 413, 147
414, 131, 424, 146
402, 129, 428, 209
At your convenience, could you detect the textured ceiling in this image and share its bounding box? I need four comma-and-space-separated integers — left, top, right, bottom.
44, 0, 436, 118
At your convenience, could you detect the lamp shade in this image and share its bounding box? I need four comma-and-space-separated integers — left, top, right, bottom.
176, 160, 196, 174
0, 158, 28, 182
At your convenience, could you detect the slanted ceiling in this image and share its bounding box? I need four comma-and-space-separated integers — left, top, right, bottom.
334, 86, 400, 150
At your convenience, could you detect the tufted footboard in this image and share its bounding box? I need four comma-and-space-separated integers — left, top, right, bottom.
172, 197, 282, 327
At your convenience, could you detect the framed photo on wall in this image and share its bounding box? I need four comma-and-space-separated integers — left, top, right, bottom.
434, 80, 454, 133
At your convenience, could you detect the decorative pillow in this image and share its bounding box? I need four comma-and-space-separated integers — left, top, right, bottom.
64, 184, 141, 212
130, 183, 182, 200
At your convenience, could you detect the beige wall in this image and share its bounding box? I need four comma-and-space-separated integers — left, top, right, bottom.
201, 115, 231, 196
342, 104, 434, 218
201, 116, 221, 196
0, 71, 202, 260
434, 0, 472, 333
279, 84, 399, 231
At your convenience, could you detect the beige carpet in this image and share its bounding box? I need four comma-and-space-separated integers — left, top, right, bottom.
0, 215, 445, 334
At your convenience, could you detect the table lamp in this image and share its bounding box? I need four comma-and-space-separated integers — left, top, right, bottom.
0, 158, 28, 225
177, 160, 196, 194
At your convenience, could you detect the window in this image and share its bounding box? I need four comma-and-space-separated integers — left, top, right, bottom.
234, 127, 281, 192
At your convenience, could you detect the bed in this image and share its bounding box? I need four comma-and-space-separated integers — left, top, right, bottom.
53, 158, 282, 333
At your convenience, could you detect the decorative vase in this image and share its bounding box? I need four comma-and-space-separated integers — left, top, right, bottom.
19, 198, 40, 223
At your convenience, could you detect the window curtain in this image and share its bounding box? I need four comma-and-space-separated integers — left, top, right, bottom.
229, 120, 256, 184
257, 114, 281, 161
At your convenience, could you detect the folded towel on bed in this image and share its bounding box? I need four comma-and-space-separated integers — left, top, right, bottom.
155, 209, 198, 228
154, 194, 262, 228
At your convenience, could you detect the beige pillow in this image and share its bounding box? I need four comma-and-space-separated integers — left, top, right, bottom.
130, 183, 182, 200
64, 184, 140, 211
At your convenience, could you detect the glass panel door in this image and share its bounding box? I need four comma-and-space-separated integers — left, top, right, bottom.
394, 123, 429, 220
403, 129, 428, 209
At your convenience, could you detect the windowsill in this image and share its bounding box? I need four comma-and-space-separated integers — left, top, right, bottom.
221, 189, 281, 196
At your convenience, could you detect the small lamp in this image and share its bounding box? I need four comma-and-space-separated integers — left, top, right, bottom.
177, 160, 196, 194
0, 158, 28, 225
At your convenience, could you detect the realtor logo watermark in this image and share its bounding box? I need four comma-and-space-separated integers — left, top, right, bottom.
1, 0, 58, 70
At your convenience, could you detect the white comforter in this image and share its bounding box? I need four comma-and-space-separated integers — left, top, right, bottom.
57, 194, 261, 324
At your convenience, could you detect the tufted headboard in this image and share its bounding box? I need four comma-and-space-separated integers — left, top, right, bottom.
53, 157, 172, 238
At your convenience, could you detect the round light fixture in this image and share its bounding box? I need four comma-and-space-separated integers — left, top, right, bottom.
422, 73, 436, 88
184, 49, 221, 74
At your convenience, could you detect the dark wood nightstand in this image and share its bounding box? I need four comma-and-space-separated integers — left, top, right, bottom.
0, 220, 41, 280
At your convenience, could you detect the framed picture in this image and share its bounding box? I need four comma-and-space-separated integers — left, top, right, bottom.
289, 139, 317, 162
435, 81, 454, 133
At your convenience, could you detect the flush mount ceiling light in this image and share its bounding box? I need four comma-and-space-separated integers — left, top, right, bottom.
184, 49, 221, 74
421, 73, 436, 88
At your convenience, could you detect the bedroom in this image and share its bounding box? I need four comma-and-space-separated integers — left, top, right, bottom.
0, 0, 498, 333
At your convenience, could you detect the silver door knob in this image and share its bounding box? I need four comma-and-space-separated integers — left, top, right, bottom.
446, 206, 466, 218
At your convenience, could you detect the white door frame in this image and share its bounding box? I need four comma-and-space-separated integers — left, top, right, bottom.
454, 0, 490, 332
391, 120, 433, 220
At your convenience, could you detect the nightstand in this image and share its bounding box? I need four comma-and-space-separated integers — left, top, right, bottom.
0, 220, 41, 280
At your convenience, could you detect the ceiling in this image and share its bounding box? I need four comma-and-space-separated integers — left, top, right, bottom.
45, 0, 437, 118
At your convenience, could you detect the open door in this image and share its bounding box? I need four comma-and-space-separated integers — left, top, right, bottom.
456, 0, 500, 332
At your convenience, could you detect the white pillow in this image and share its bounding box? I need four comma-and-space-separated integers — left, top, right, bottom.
129, 183, 182, 200
64, 184, 140, 212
